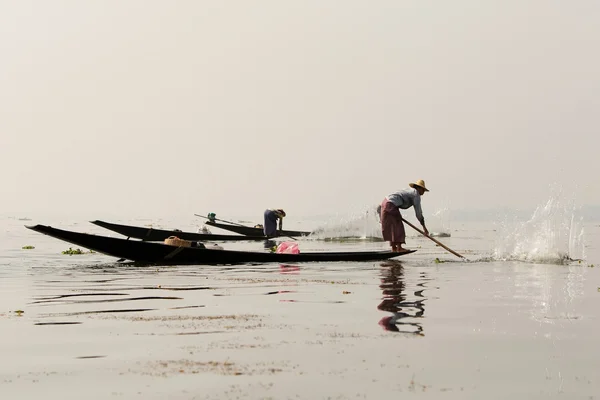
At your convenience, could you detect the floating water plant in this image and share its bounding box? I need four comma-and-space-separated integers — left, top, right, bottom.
62, 247, 94, 255
14, 310, 24, 316
22, 245, 35, 250
434, 258, 445, 264
62, 247, 84, 255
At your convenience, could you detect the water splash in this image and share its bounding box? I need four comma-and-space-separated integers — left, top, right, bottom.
428, 206, 452, 237
310, 203, 452, 241
309, 205, 383, 241
492, 190, 585, 264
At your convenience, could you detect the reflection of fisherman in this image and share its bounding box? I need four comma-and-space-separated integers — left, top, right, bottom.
377, 261, 425, 335
263, 208, 286, 237
378, 262, 406, 315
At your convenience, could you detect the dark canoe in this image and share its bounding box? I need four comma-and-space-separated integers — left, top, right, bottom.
26, 225, 415, 265
91, 220, 269, 242
205, 221, 311, 237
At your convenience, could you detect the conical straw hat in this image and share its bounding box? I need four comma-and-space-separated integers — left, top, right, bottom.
409, 179, 429, 192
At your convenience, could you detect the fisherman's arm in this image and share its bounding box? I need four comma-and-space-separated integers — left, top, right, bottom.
414, 197, 429, 235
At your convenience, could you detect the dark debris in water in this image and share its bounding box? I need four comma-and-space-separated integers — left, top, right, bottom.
213, 276, 356, 285
132, 331, 228, 336
141, 359, 286, 377
264, 290, 296, 295
124, 314, 260, 322
76, 355, 106, 359
109, 313, 267, 331
169, 305, 206, 310
34, 322, 82, 326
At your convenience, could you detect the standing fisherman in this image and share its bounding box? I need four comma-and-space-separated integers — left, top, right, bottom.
380, 180, 429, 252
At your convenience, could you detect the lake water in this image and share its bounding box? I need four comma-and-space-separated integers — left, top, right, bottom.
1, 206, 599, 399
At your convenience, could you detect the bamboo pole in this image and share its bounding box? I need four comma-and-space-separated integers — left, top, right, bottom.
402, 218, 466, 259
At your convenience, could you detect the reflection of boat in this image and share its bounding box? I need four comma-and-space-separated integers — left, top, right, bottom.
279, 264, 301, 273
26, 225, 416, 265
377, 260, 426, 335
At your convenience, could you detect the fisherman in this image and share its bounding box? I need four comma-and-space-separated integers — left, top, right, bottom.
380, 179, 429, 252
263, 208, 286, 237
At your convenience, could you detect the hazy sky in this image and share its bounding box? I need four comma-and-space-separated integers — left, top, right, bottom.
1, 1, 599, 219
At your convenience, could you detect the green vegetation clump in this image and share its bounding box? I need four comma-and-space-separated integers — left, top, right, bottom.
22, 245, 35, 250
434, 258, 445, 264
62, 247, 94, 255
63, 247, 84, 255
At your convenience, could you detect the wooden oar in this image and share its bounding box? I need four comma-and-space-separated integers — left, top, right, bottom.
195, 214, 252, 228
401, 218, 466, 259
194, 214, 298, 241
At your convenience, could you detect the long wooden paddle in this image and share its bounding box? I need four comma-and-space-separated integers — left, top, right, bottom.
401, 218, 466, 259
195, 214, 252, 228
194, 214, 298, 241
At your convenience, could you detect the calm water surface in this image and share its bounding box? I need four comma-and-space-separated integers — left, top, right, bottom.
1, 215, 599, 399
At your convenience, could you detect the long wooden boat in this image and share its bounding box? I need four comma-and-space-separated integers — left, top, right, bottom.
205, 221, 311, 237
91, 220, 269, 242
26, 225, 415, 265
